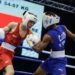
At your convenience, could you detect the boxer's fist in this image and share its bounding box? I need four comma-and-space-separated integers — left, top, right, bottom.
26, 34, 40, 47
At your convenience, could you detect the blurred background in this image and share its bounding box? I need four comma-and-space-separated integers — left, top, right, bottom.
0, 0, 75, 75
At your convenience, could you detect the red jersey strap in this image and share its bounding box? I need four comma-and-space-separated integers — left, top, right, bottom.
24, 29, 30, 39
15, 23, 30, 39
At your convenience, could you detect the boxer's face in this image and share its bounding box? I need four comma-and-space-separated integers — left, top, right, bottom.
27, 20, 35, 29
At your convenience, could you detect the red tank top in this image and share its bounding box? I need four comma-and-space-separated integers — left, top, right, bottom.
4, 24, 29, 46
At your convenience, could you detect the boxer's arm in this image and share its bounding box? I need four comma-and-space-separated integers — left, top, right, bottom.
3, 22, 18, 32
32, 34, 53, 53
64, 26, 75, 41
29, 30, 33, 34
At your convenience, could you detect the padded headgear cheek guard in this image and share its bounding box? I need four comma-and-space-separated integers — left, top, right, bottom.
22, 12, 37, 28
42, 13, 60, 29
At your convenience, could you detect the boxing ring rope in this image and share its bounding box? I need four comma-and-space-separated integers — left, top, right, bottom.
14, 46, 75, 74
14, 56, 75, 69
42, 50, 75, 59
15, 71, 32, 75
18, 46, 75, 59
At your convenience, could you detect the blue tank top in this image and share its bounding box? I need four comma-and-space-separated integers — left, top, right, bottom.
47, 25, 66, 51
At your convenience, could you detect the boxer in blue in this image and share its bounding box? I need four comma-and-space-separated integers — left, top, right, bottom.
27, 11, 75, 75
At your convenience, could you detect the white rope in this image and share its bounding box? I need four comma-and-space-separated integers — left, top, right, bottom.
42, 50, 51, 54
42, 50, 75, 59
19, 46, 75, 59
66, 65, 75, 69
66, 55, 75, 59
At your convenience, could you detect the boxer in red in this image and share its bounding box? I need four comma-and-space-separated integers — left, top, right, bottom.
0, 11, 37, 75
